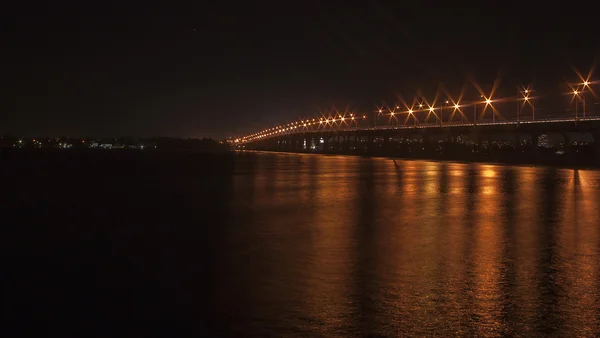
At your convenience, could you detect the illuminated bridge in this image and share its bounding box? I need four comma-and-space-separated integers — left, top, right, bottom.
237, 80, 600, 164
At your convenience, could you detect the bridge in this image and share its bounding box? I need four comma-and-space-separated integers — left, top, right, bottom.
236, 82, 600, 165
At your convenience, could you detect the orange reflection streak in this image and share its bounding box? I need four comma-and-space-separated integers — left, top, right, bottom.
410, 160, 456, 331
480, 164, 498, 196
554, 169, 578, 332
472, 164, 505, 335
571, 170, 600, 334
297, 154, 313, 202
379, 159, 425, 330
228, 153, 600, 335
359, 158, 407, 336
424, 161, 440, 196
302, 155, 357, 334
555, 169, 600, 334
511, 167, 541, 334
440, 162, 469, 332
251, 153, 275, 205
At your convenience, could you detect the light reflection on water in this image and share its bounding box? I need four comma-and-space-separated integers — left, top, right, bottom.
216, 152, 600, 336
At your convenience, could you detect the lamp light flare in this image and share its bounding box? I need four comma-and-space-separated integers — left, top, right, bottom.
584, 81, 589, 86
573, 90, 579, 95
429, 107, 434, 112
486, 99, 492, 104
454, 104, 460, 109
408, 109, 413, 114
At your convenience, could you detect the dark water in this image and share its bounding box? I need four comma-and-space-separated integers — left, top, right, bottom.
3, 150, 600, 336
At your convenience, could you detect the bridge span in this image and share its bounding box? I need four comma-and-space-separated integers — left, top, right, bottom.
239, 117, 600, 166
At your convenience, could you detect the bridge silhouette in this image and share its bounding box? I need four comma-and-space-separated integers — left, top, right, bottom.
237, 78, 600, 164
238, 114, 600, 166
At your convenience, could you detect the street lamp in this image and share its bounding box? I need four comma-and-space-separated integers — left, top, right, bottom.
472, 95, 485, 125
573, 90, 580, 120
473, 96, 482, 125
375, 109, 383, 128
441, 100, 449, 125
483, 98, 495, 122
408, 109, 416, 126
428, 106, 438, 125
452, 103, 463, 123
582, 81, 591, 117
518, 86, 534, 122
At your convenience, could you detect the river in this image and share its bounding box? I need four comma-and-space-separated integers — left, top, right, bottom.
3, 150, 600, 336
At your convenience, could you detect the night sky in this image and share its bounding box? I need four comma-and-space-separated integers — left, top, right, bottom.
5, 1, 598, 139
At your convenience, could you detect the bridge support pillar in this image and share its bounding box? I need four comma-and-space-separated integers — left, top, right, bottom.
344, 135, 349, 152
358, 132, 367, 153
475, 133, 485, 154
367, 134, 375, 155
530, 133, 541, 159
382, 133, 390, 154
562, 132, 575, 162
421, 135, 432, 154
593, 133, 600, 155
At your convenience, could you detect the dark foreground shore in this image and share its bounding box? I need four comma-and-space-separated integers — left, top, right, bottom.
1, 148, 237, 336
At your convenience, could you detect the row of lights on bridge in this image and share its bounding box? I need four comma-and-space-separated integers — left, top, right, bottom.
238, 79, 594, 143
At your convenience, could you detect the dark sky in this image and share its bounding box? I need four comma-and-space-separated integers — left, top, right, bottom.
4, 1, 599, 138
